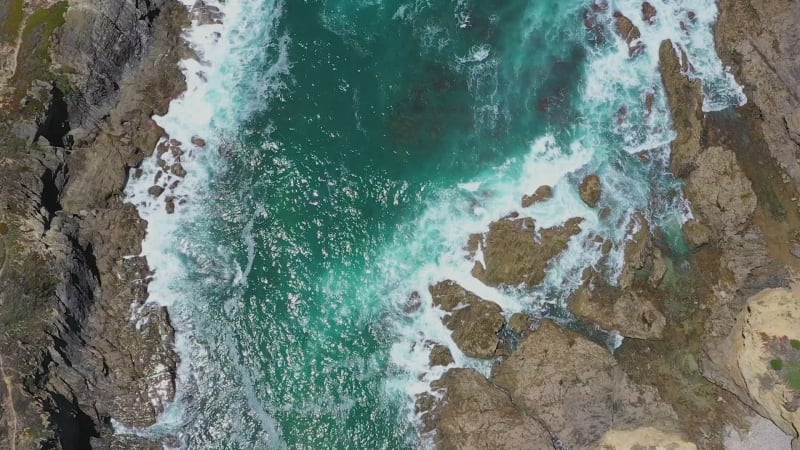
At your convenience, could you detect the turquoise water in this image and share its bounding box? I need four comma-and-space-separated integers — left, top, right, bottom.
125, 0, 745, 448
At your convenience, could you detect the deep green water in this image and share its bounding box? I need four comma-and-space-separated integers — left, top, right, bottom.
126, 0, 746, 448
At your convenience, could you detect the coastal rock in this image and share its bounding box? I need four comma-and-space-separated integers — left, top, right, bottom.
685, 146, 756, 237
170, 162, 187, 178
569, 287, 666, 339
715, 0, 800, 186
429, 344, 454, 367
508, 313, 531, 335
422, 368, 553, 449
148, 185, 165, 197
659, 39, 704, 177
191, 135, 207, 147
579, 174, 602, 207
703, 288, 800, 440
473, 217, 583, 287
613, 12, 644, 57
521, 185, 553, 207
597, 427, 696, 449
620, 211, 653, 290
642, 2, 657, 23
682, 219, 711, 248
491, 320, 679, 448
429, 281, 504, 359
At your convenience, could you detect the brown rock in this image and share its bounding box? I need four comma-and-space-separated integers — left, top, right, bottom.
649, 247, 667, 288
569, 287, 666, 339
579, 174, 602, 207
466, 233, 482, 258
682, 219, 711, 248
658, 39, 704, 177
614, 11, 644, 57
191, 135, 207, 147
509, 313, 531, 334
0, 222, 8, 236
642, 2, 657, 23
403, 291, 422, 314
170, 162, 187, 178
476, 217, 583, 287
492, 320, 679, 448
424, 368, 553, 449
702, 288, 800, 440
685, 147, 756, 237
165, 196, 176, 214
148, 185, 165, 197
429, 281, 505, 359
645, 91, 655, 116
620, 211, 652, 289
429, 344, 454, 367
521, 185, 553, 208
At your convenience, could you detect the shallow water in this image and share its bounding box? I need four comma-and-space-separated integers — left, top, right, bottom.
125, 0, 744, 448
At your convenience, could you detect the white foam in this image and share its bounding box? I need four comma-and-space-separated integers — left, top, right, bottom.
121, 0, 290, 446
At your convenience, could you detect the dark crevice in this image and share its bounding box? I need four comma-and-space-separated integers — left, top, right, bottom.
45, 391, 100, 450
36, 86, 73, 149
137, 0, 160, 24
40, 168, 63, 229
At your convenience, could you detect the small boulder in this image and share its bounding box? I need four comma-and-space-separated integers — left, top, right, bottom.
521, 185, 553, 208
0, 222, 8, 236
642, 2, 657, 23
429, 344, 454, 367
191, 135, 207, 147
165, 196, 175, 214
579, 174, 602, 207
170, 163, 187, 178
148, 185, 165, 197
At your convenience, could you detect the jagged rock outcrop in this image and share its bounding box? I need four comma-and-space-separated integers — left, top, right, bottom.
421, 368, 553, 450
490, 321, 681, 448
0, 0, 188, 448
521, 185, 552, 208
570, 287, 666, 339
429, 281, 504, 359
471, 216, 583, 287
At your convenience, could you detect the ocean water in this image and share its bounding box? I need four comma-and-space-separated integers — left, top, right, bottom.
124, 0, 744, 448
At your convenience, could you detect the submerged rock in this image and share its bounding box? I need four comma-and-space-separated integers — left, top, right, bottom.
148, 185, 165, 197
491, 320, 679, 448
422, 368, 553, 449
473, 216, 583, 287
521, 185, 553, 207
429, 281, 505, 359
579, 174, 602, 207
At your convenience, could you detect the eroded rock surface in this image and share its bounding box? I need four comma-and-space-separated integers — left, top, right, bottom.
429, 281, 505, 359
472, 217, 583, 287
422, 368, 553, 450
491, 320, 680, 448
579, 174, 602, 207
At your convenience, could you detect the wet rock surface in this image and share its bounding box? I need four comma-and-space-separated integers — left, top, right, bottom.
579, 174, 602, 207
521, 184, 553, 207
472, 216, 583, 287
429, 281, 504, 359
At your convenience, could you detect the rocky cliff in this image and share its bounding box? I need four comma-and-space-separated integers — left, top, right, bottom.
419, 2, 800, 449
0, 1, 187, 448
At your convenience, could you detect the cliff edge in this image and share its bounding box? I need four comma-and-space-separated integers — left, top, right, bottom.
0, 1, 187, 448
